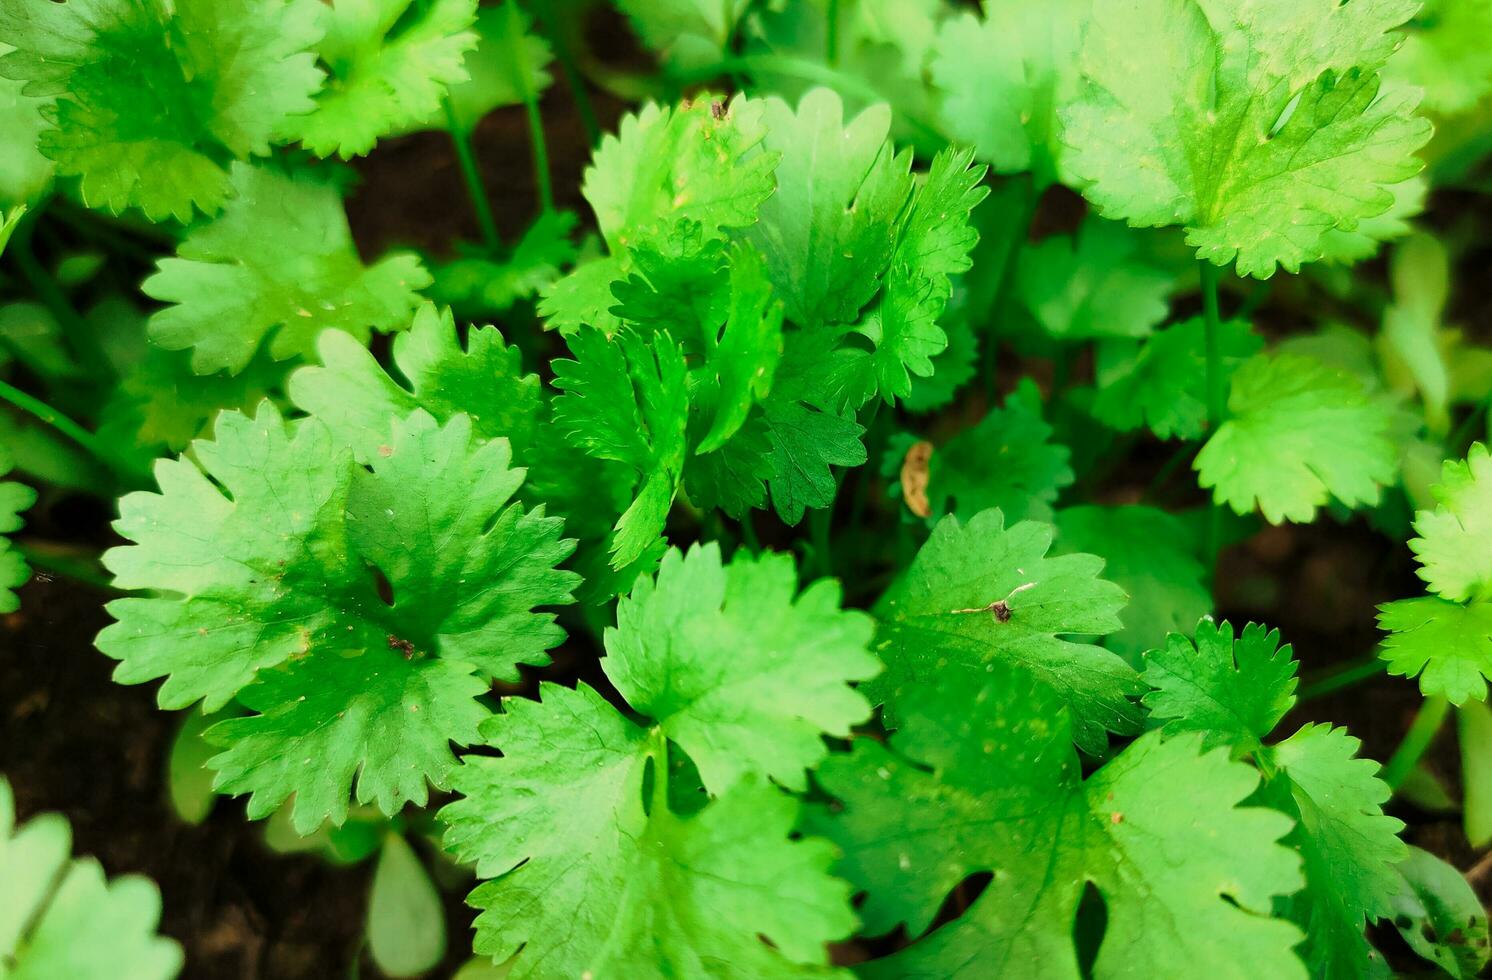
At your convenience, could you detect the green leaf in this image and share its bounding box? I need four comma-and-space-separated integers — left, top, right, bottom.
0, 44, 53, 206
616, 0, 743, 69
1, 777, 183, 980
926, 379, 1073, 523
0, 443, 36, 614
1195, 352, 1397, 523
99, 405, 577, 831
1062, 0, 1432, 277
0, 0, 324, 221
1460, 699, 1492, 847
1017, 215, 1172, 340
1409, 442, 1492, 603
1055, 506, 1211, 660
1379, 597, 1492, 704
696, 242, 785, 453
166, 709, 222, 826
367, 833, 446, 978
552, 328, 690, 568
1093, 317, 1262, 440
1391, 845, 1492, 980
1142, 620, 1297, 753
428, 210, 577, 317
603, 542, 878, 793
745, 88, 914, 327
761, 394, 866, 525
865, 508, 1139, 754
1386, 0, 1492, 116
435, 1, 552, 133
289, 0, 479, 158
440, 684, 856, 978
930, 2, 1085, 184
144, 164, 430, 375
812, 666, 1306, 979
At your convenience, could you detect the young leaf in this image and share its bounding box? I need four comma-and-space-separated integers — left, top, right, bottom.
144, 164, 430, 375
446, 705, 852, 978
1054, 505, 1211, 660
0, 443, 36, 614
1, 777, 183, 979
812, 666, 1306, 979
1016, 215, 1172, 340
603, 543, 878, 792
1379, 598, 1492, 704
760, 392, 867, 525
99, 405, 577, 831
1391, 845, 1492, 980
1062, 0, 1432, 277
288, 0, 479, 158
1195, 352, 1397, 523
0, 0, 324, 221
865, 508, 1139, 754
1386, 0, 1492, 116
1409, 442, 1492, 603
1093, 316, 1263, 441
367, 833, 446, 978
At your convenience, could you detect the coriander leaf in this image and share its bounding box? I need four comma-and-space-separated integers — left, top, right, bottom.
0, 444, 36, 614
0, 42, 53, 206
604, 542, 878, 792
1320, 172, 1426, 266
865, 508, 1140, 754
761, 394, 866, 525
1092, 315, 1261, 441
1391, 845, 1492, 980
1195, 352, 1396, 523
1062, 0, 1432, 277
0, 0, 324, 221
745, 88, 915, 327
930, 2, 1084, 184
1017, 216, 1172, 340
428, 210, 577, 317
1409, 442, 1492, 602
289, 0, 479, 158
813, 666, 1306, 979
927, 380, 1073, 524
1379, 597, 1492, 704
434, 1, 552, 133
99, 405, 577, 830
684, 413, 773, 518
1264, 724, 1408, 978
441, 685, 855, 979
1141, 619, 1298, 753
617, 0, 743, 70
1055, 505, 1211, 660
1, 777, 183, 980
537, 252, 624, 335
696, 241, 784, 453
144, 164, 430, 375
903, 317, 977, 414
1386, 0, 1492, 116
552, 328, 689, 568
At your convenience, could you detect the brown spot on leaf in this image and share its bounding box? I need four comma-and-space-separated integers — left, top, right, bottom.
387, 635, 416, 659
900, 440, 934, 518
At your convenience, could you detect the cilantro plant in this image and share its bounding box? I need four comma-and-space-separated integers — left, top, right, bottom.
3, 0, 1492, 977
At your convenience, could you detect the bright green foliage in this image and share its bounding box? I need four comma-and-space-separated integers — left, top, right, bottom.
0, 445, 35, 614
441, 543, 875, 976
288, 0, 478, 158
1093, 316, 1262, 440
553, 328, 689, 568
813, 666, 1306, 979
98, 405, 577, 831
1387, 0, 1492, 116
1016, 215, 1172, 340
1195, 352, 1396, 523
1063, 0, 1432, 277
1379, 598, 1492, 704
1391, 845, 1492, 979
866, 508, 1138, 753
1, 777, 183, 979
1143, 620, 1298, 754
429, 212, 578, 316
1409, 443, 1492, 602
0, 0, 324, 221
436, 1, 552, 133
0, 43, 52, 206
760, 388, 867, 524
931, 1, 1084, 184
144, 164, 429, 375
1141, 620, 1408, 975
1054, 505, 1211, 660
1381, 233, 1454, 434
617, 0, 744, 70
604, 543, 878, 792
925, 380, 1073, 523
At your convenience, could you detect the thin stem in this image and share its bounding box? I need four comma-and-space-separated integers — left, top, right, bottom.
1382, 696, 1450, 791
1145, 443, 1195, 500
1298, 654, 1386, 701
1199, 260, 1227, 581
0, 379, 126, 477
1449, 396, 1490, 453
738, 510, 760, 553
443, 101, 502, 252
825, 0, 840, 67
648, 728, 670, 816
507, 3, 554, 215
531, 0, 600, 147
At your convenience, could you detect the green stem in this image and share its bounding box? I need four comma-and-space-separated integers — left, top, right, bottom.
1298, 654, 1386, 702
7, 209, 112, 378
825, 0, 840, 67
1198, 260, 1227, 580
531, 1, 600, 147
649, 728, 670, 816
1449, 396, 1490, 453
443, 101, 501, 252
0, 379, 126, 477
1383, 696, 1450, 791
738, 510, 760, 553
507, 3, 554, 215
1145, 443, 1195, 501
